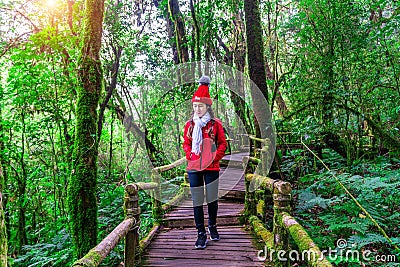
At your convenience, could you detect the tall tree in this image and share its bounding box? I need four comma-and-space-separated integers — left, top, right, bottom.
231, 3, 254, 135
244, 0, 271, 143
168, 0, 189, 63
284, 0, 400, 160
67, 0, 105, 258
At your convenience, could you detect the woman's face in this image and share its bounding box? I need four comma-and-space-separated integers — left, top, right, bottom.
193, 102, 208, 117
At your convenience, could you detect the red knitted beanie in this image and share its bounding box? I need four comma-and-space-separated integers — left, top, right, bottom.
192, 84, 212, 105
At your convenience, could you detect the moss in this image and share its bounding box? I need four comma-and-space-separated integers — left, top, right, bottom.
67, 84, 100, 256
273, 209, 290, 267
71, 250, 102, 267
67, 0, 104, 256
150, 175, 162, 222
282, 213, 332, 267
249, 215, 274, 249
256, 199, 265, 217
138, 223, 160, 255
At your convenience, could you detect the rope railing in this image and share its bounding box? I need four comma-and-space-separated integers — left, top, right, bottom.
243, 136, 332, 267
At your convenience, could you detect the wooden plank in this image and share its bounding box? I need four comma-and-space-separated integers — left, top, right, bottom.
156, 232, 253, 237
165, 216, 241, 228
148, 239, 256, 246
145, 252, 259, 262
142, 225, 265, 266
142, 259, 264, 267
146, 243, 256, 252
164, 208, 243, 217
164, 208, 243, 215
146, 248, 260, 256
166, 200, 243, 209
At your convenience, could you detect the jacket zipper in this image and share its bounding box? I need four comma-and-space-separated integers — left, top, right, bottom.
199, 142, 203, 170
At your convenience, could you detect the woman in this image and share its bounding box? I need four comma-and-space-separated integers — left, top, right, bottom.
183, 75, 227, 249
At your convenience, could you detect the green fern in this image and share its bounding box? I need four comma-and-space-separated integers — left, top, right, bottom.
296, 189, 329, 211
288, 150, 400, 267
348, 233, 389, 249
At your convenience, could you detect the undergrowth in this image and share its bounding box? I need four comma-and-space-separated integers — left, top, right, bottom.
11, 181, 156, 267
281, 149, 400, 266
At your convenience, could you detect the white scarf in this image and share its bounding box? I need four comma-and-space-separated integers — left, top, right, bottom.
191, 112, 211, 155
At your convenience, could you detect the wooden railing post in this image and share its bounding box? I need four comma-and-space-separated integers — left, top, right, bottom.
151, 171, 162, 223
184, 172, 189, 184
243, 155, 255, 218
255, 189, 265, 220
124, 184, 140, 267
273, 181, 292, 267
260, 145, 268, 176
244, 174, 256, 217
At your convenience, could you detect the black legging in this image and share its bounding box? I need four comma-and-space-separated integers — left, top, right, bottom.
188, 170, 219, 233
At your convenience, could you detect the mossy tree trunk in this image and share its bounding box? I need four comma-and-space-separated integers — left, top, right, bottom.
231, 6, 254, 137
168, 0, 189, 64
67, 0, 105, 259
244, 0, 271, 147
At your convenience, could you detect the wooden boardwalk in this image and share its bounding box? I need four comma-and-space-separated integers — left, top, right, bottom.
142, 226, 264, 266
142, 152, 265, 266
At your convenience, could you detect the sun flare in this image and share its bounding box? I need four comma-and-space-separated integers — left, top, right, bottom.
46, 0, 56, 8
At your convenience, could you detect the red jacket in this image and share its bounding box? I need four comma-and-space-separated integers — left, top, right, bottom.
183, 118, 227, 171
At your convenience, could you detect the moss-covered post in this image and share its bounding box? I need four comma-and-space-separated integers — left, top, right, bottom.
262, 139, 274, 225
281, 213, 332, 267
244, 174, 256, 218
255, 189, 265, 220
273, 181, 292, 267
243, 157, 255, 218
260, 144, 269, 176
66, 0, 104, 259
184, 172, 189, 184
182, 173, 190, 197
151, 171, 162, 223
124, 184, 140, 267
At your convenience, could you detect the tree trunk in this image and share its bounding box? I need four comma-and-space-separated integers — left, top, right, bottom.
231, 10, 254, 136
113, 93, 163, 165
168, 0, 189, 63
98, 45, 122, 144
67, 0, 105, 258
189, 0, 201, 62
244, 0, 271, 145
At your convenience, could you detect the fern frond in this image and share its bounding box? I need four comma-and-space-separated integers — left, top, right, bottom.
348, 233, 389, 249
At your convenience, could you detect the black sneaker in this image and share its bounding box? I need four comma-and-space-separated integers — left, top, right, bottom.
195, 232, 207, 249
208, 225, 220, 241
